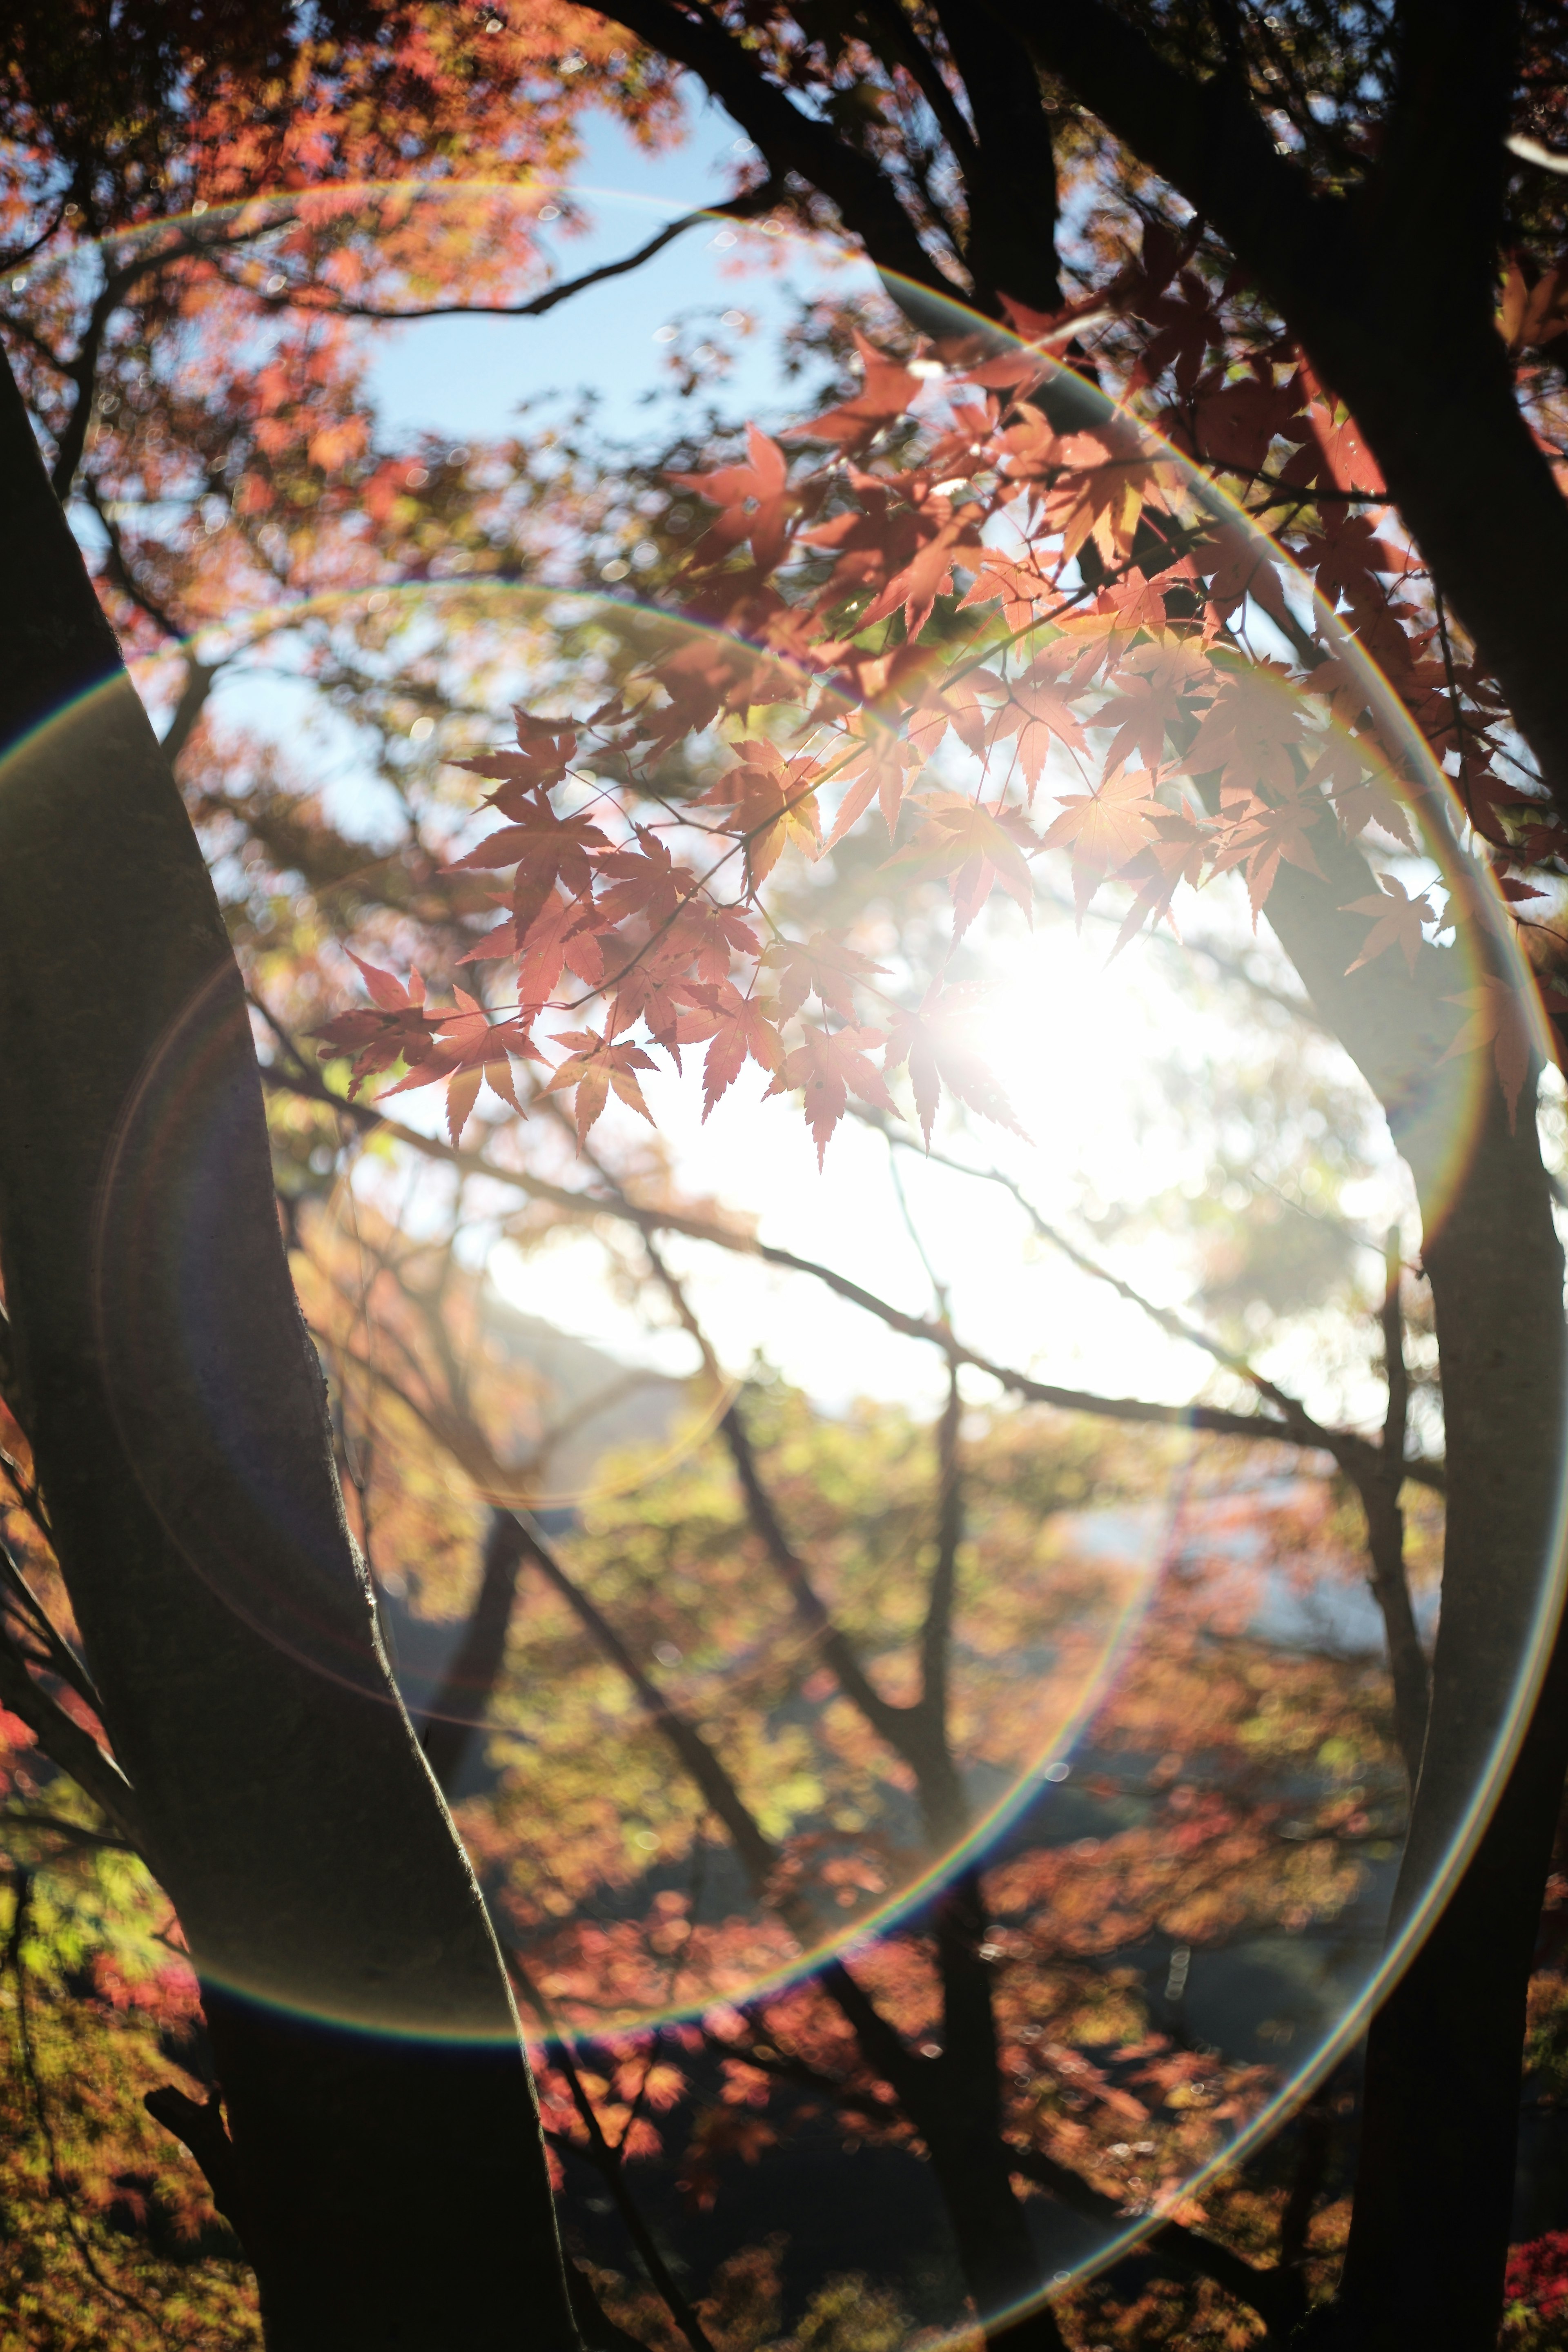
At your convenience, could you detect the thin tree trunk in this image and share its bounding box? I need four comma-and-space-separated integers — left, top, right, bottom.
422, 1508, 527, 1797
0, 344, 577, 2349
925, 1873, 1069, 2352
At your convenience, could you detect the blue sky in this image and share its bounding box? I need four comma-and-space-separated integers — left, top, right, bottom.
366, 105, 888, 447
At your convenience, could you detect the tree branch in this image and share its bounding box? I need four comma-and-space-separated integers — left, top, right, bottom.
993, 0, 1568, 817
0, 1619, 140, 1848
928, 1, 1063, 312
420, 1508, 527, 1797
508, 1508, 781, 1891
634, 1221, 932, 1772
292, 188, 781, 324
1351, 1231, 1430, 1786
511, 1952, 716, 2352
597, 0, 951, 298
159, 657, 219, 772
259, 1051, 1442, 1491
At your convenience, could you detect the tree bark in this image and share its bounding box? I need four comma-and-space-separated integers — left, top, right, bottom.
0, 343, 577, 2349
1000, 1, 1568, 820
1333, 1082, 1568, 2350
1258, 844, 1567, 2349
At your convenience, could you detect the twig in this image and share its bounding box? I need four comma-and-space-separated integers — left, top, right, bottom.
509, 1950, 717, 2352
258, 1053, 1440, 1490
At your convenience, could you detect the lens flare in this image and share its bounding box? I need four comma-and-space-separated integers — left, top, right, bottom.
5, 186, 1564, 2333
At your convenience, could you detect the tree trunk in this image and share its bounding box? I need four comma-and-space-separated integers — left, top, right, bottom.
924, 1877, 1070, 2352
1334, 1085, 1568, 2350
422, 1508, 526, 1796
1258, 847, 1568, 2348
0, 345, 577, 2348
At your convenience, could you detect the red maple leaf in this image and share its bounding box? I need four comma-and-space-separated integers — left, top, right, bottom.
764, 931, 887, 1020
450, 789, 610, 934
669, 423, 794, 573
1040, 771, 1162, 920
1211, 782, 1326, 920
1442, 975, 1534, 1131
888, 795, 1038, 938
1095, 641, 1205, 777
1180, 663, 1304, 796
822, 716, 919, 848
313, 953, 439, 1097
1341, 873, 1434, 977
990, 641, 1090, 800
788, 331, 921, 452
699, 739, 822, 886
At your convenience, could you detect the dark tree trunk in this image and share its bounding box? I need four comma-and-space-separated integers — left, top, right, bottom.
1258, 840, 1567, 2350
0, 344, 577, 2348
1335, 1088, 1568, 2350
925, 1876, 1070, 2352
422, 1508, 527, 1796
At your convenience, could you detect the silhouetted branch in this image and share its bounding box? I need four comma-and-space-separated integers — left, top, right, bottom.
0, 1620, 139, 1847
511, 1951, 716, 2352
1352, 1232, 1430, 1784
509, 1510, 780, 1889
159, 657, 219, 771
292, 186, 781, 323
258, 1056, 1440, 1491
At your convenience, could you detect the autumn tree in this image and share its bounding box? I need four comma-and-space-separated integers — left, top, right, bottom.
326, 11, 1564, 2349
1, 8, 1568, 2352
0, 4, 687, 2343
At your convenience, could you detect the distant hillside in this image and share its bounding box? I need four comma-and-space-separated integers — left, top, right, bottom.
479, 1296, 690, 1515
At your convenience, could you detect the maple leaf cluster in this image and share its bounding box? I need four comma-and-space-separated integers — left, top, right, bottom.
318, 266, 1546, 1157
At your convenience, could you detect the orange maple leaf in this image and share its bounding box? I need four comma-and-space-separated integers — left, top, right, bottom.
766, 1024, 895, 1167
1040, 771, 1161, 920
541, 1028, 659, 1146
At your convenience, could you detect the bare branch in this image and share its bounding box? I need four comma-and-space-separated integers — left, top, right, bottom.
920, 1355, 963, 1754
597, 0, 950, 298
508, 1510, 781, 1891
511, 1952, 716, 2352
160, 658, 220, 771
290, 189, 779, 325
262, 1051, 1432, 1488
420, 1509, 527, 1797
634, 1219, 933, 1768
0, 1621, 140, 1849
